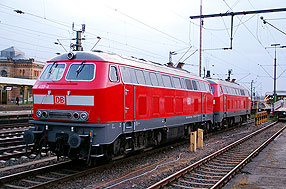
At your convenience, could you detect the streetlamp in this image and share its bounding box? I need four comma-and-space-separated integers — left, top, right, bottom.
271, 43, 280, 105
265, 44, 286, 113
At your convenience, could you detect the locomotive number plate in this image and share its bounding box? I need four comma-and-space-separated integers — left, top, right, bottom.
55, 96, 66, 104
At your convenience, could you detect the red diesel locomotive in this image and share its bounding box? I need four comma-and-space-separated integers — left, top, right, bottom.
23, 51, 250, 164
207, 79, 251, 127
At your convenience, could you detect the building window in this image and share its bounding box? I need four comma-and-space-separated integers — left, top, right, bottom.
23, 70, 25, 77
0, 70, 8, 77
20, 70, 22, 76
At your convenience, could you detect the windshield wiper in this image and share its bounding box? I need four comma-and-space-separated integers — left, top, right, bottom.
76, 61, 85, 77
48, 62, 57, 74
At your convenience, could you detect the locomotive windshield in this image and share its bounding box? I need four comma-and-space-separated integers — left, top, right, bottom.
39, 63, 66, 81
66, 63, 95, 81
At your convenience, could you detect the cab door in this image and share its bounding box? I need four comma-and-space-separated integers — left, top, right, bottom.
223, 95, 227, 112
123, 84, 135, 133
221, 86, 227, 112
201, 93, 207, 121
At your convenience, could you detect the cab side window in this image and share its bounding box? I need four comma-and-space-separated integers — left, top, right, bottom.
109, 65, 119, 82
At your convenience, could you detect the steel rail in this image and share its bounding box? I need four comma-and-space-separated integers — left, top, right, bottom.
0, 161, 72, 184
0, 119, 257, 188
0, 128, 193, 188
0, 144, 31, 154
211, 123, 286, 188
0, 128, 25, 135
0, 137, 24, 147
0, 151, 28, 161
0, 131, 25, 139
27, 164, 100, 189
148, 121, 278, 189
0, 122, 30, 130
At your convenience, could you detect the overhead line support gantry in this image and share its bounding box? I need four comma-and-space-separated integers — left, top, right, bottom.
189, 7, 286, 77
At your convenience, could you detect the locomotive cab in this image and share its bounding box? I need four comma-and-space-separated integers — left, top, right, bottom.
24, 51, 124, 162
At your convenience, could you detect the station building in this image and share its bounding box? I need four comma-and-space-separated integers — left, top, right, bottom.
0, 46, 45, 104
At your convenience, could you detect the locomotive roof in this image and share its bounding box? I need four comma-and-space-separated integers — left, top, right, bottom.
207, 78, 246, 90
49, 51, 205, 81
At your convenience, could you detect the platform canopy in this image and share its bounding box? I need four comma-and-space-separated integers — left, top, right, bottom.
0, 77, 36, 86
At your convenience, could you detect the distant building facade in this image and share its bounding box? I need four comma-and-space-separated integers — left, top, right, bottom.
0, 46, 45, 104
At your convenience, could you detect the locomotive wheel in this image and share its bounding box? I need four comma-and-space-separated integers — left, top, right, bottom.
156, 132, 162, 145
113, 138, 121, 155
222, 119, 228, 128
87, 157, 96, 167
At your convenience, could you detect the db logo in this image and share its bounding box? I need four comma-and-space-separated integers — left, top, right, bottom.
55, 96, 65, 104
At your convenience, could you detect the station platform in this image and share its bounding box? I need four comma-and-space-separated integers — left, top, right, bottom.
224, 126, 286, 189
0, 104, 32, 112
0, 105, 31, 116
0, 110, 31, 116
0, 105, 31, 124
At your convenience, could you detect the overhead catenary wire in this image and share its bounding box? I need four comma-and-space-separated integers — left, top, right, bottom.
0, 3, 70, 28
261, 16, 286, 36
237, 73, 251, 82
0, 0, 285, 95
176, 46, 193, 63
104, 4, 190, 46
221, 0, 274, 58
259, 64, 273, 79
0, 36, 59, 51
0, 43, 57, 57
203, 51, 249, 72
0, 2, 187, 61
0, 22, 66, 38
265, 17, 286, 21
1, 27, 57, 44
0, 7, 70, 32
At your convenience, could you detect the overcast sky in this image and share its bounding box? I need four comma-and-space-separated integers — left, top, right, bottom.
1, 0, 286, 96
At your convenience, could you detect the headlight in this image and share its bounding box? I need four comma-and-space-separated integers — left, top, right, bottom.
80, 112, 89, 121
73, 112, 79, 119
36, 110, 42, 118
42, 111, 48, 118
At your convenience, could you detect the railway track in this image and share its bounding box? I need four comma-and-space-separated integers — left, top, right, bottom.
0, 114, 31, 125
0, 161, 76, 188
0, 122, 32, 161
0, 120, 261, 188
0, 129, 25, 139
0, 139, 31, 161
0, 122, 31, 131
148, 121, 285, 189
0, 119, 253, 162
0, 120, 271, 188
0, 129, 196, 188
